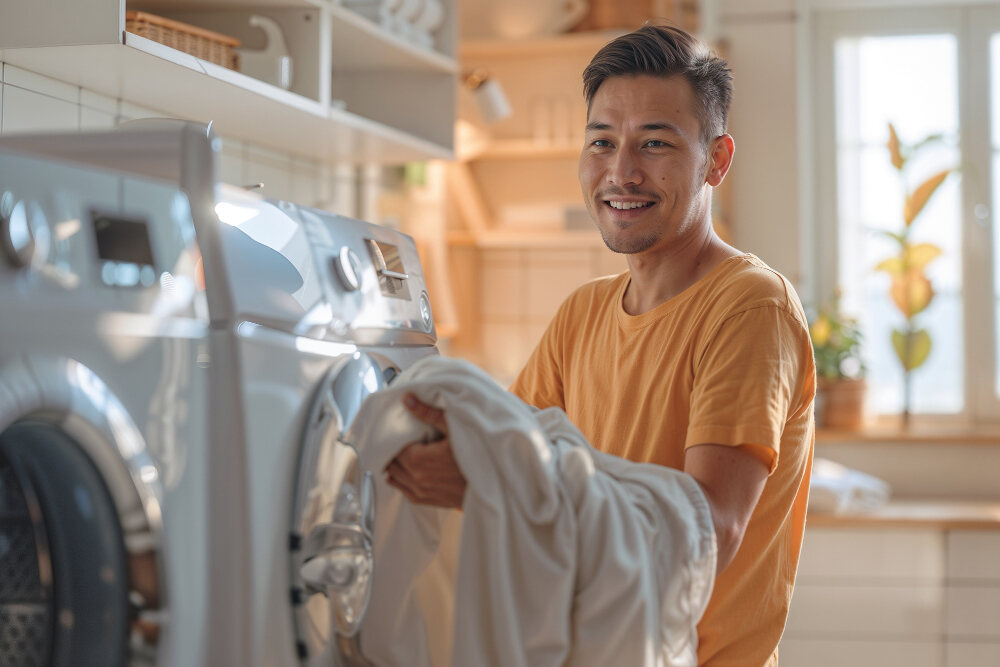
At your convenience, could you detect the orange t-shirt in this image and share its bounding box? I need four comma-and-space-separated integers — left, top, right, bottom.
510, 253, 815, 667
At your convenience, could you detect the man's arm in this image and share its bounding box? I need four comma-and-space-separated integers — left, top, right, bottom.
683, 443, 769, 576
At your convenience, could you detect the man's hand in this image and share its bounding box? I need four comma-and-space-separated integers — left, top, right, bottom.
385, 393, 467, 509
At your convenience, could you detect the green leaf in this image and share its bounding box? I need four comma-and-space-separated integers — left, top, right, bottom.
912, 133, 945, 152
874, 229, 907, 246
892, 328, 932, 371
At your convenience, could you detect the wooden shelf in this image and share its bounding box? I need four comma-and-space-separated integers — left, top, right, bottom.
808, 499, 1000, 530
0, 34, 452, 163
817, 426, 1000, 445
460, 29, 625, 59
460, 139, 581, 162
447, 229, 605, 249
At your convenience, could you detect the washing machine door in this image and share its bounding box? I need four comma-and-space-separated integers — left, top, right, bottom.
290, 352, 386, 667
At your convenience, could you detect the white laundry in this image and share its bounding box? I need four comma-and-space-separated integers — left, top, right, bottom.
345, 356, 717, 667
808, 457, 892, 514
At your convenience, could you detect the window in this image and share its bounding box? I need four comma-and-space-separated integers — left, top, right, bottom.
812, 5, 1000, 423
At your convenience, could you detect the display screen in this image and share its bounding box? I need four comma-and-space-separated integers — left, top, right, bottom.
366, 239, 411, 300
92, 213, 155, 266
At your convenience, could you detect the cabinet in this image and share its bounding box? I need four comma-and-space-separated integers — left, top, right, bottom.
0, 0, 456, 164
780, 522, 1000, 667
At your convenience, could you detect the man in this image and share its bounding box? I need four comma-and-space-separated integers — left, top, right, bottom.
387, 24, 815, 666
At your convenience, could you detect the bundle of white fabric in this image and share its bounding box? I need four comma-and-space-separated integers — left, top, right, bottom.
808, 457, 892, 515
345, 356, 717, 667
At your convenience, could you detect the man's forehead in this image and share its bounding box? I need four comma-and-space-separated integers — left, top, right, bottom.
586, 74, 698, 129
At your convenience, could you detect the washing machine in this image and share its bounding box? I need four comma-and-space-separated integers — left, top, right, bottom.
0, 121, 439, 666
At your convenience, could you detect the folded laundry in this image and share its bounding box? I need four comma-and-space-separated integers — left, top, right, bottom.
344, 356, 717, 667
808, 457, 892, 515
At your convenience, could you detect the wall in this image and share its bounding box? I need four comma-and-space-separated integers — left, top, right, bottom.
715, 0, 804, 288
0, 62, 358, 214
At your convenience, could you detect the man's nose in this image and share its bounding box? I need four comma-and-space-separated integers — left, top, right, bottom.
607, 147, 643, 187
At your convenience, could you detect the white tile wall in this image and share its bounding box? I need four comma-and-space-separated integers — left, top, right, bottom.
3, 64, 77, 104
779, 638, 943, 667
783, 527, 1000, 667
948, 531, 1000, 580
797, 528, 945, 581
0, 62, 357, 214
2, 83, 78, 133
946, 587, 1000, 638
244, 145, 293, 203
946, 642, 1000, 666
786, 584, 946, 637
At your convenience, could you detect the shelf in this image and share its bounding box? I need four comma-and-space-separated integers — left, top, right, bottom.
460, 139, 581, 162
133, 0, 325, 9
0, 33, 452, 164
447, 229, 605, 249
817, 426, 1000, 445
459, 30, 625, 60
328, 4, 456, 74
807, 499, 1000, 530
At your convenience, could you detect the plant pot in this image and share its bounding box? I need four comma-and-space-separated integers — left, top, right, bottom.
816, 377, 866, 430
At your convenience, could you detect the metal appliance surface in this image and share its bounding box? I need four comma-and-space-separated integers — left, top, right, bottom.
0, 120, 438, 666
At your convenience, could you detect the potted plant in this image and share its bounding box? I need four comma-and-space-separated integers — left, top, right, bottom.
809, 293, 866, 430
875, 122, 953, 427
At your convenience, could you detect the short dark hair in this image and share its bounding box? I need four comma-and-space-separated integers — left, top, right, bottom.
582, 24, 733, 146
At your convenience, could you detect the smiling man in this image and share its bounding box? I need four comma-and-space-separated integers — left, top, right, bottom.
389, 24, 816, 667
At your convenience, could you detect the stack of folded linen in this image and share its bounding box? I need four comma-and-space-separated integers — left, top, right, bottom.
808, 457, 892, 515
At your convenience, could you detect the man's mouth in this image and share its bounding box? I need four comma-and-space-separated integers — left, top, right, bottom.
605, 200, 655, 211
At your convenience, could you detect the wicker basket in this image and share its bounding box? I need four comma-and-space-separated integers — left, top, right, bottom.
125, 11, 241, 71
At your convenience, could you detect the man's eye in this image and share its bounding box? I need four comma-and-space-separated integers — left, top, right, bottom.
591, 139, 612, 148
645, 140, 670, 148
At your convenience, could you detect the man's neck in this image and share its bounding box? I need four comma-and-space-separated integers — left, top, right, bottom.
622, 229, 740, 316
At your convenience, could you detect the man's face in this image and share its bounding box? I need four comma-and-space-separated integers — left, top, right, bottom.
579, 74, 713, 256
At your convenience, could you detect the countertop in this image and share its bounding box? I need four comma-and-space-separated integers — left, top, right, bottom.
807, 499, 1000, 530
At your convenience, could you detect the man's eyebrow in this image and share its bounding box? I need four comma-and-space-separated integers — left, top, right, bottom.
641, 122, 681, 133
585, 121, 682, 132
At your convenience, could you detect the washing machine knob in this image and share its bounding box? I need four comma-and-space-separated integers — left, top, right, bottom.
419, 291, 433, 331
0, 191, 34, 268
333, 246, 362, 291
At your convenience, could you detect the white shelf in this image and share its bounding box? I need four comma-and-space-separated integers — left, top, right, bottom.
135, 0, 325, 9
134, 0, 458, 73
0, 34, 452, 163
328, 4, 456, 73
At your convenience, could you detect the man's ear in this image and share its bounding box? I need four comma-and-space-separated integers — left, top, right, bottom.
705, 134, 735, 187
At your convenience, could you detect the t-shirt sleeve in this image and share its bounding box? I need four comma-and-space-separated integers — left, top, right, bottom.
685, 304, 815, 473
508, 300, 569, 410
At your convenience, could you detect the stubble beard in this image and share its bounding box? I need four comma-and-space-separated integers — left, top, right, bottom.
597, 221, 662, 255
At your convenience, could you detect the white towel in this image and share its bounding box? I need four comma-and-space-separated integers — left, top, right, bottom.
345, 356, 717, 667
808, 457, 892, 514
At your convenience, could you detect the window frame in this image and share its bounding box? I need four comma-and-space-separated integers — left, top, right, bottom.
807, 3, 1000, 424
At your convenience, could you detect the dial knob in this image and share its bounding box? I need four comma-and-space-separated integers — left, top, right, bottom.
0, 191, 35, 268
419, 291, 433, 332
333, 246, 362, 292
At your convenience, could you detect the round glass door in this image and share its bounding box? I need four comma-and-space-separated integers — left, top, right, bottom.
289, 353, 383, 666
